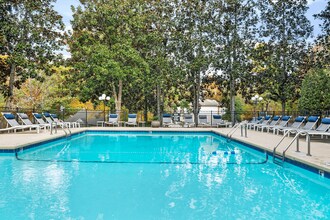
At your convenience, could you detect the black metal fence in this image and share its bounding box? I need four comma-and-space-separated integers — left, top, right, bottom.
0, 106, 329, 128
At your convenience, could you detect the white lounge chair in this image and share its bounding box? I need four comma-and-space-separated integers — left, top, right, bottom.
254, 115, 272, 131
32, 113, 47, 124
43, 112, 67, 128
17, 113, 50, 131
183, 114, 195, 127
198, 115, 211, 127
1, 112, 40, 133
50, 113, 78, 128
162, 114, 174, 127
104, 114, 119, 127
300, 117, 330, 136
211, 115, 231, 128
274, 116, 306, 135
282, 115, 319, 136
258, 115, 281, 132
266, 115, 291, 133
125, 114, 137, 126
247, 116, 263, 129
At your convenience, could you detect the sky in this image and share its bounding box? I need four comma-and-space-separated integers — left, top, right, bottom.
53, 0, 328, 58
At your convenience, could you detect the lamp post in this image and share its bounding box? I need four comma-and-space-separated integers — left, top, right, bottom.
251, 94, 263, 118
99, 94, 110, 122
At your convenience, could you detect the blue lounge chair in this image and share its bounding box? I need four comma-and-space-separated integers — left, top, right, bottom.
282, 116, 319, 136
162, 114, 174, 127
247, 116, 263, 129
266, 115, 291, 133
258, 115, 281, 132
183, 114, 195, 127
17, 113, 50, 131
125, 114, 137, 126
198, 115, 211, 127
300, 117, 330, 138
274, 116, 306, 135
254, 115, 272, 131
104, 114, 119, 127
1, 112, 40, 133
50, 114, 78, 128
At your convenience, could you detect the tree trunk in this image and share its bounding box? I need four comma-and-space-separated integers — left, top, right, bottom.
5, 63, 16, 108
230, 78, 235, 126
113, 80, 122, 120
193, 70, 201, 127
156, 84, 161, 122
281, 101, 286, 115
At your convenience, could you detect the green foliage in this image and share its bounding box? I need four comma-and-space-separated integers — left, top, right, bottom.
203, 0, 259, 122
257, 0, 312, 112
314, 1, 330, 68
222, 98, 244, 122
0, 0, 65, 106
68, 0, 150, 110
298, 69, 330, 112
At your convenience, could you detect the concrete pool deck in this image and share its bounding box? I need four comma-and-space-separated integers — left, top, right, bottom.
0, 126, 329, 173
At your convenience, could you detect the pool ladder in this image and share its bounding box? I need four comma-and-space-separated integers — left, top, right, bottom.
226, 122, 248, 142
63, 125, 72, 138
272, 131, 312, 166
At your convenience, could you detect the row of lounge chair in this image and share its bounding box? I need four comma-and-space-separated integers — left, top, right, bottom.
103, 113, 231, 128
247, 115, 330, 137
1, 112, 80, 133
163, 114, 231, 127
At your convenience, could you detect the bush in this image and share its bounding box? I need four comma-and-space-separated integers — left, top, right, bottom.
298, 69, 330, 112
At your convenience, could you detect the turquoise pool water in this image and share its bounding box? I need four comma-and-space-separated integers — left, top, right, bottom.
0, 131, 329, 219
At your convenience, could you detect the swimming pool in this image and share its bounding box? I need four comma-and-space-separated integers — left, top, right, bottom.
0, 131, 329, 219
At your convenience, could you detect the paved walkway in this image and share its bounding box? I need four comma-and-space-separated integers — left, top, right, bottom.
0, 126, 329, 173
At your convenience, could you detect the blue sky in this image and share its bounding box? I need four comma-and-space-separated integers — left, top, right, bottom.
53, 0, 328, 57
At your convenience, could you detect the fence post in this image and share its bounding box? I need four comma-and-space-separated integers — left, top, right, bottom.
85, 108, 88, 127
62, 108, 65, 121
211, 110, 213, 126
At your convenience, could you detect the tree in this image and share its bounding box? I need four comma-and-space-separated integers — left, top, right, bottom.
209, 0, 258, 124
298, 68, 330, 112
258, 0, 312, 113
314, 0, 330, 68
0, 0, 65, 108
171, 0, 212, 125
68, 0, 150, 116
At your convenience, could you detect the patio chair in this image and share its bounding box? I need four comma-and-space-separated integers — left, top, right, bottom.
162, 114, 174, 127
50, 114, 78, 128
125, 114, 137, 126
257, 115, 281, 132
211, 115, 231, 128
183, 114, 195, 127
104, 114, 119, 127
1, 112, 40, 133
282, 115, 319, 136
253, 115, 272, 131
300, 117, 330, 138
198, 115, 211, 127
247, 116, 263, 129
274, 116, 306, 135
17, 113, 51, 131
33, 113, 48, 125
43, 112, 67, 128
266, 115, 291, 133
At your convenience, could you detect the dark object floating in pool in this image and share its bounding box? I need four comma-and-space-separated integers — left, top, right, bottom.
212, 150, 237, 155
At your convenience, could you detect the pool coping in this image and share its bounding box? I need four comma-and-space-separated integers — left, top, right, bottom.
0, 127, 329, 178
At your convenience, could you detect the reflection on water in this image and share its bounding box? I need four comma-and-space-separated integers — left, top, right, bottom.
1, 132, 329, 219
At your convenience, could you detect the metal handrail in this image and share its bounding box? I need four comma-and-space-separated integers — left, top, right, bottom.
226, 122, 247, 141
50, 122, 57, 135
273, 130, 312, 163
61, 125, 72, 137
